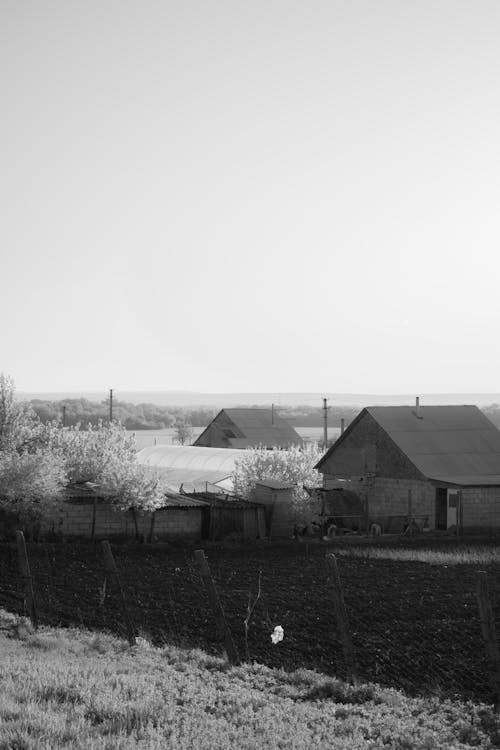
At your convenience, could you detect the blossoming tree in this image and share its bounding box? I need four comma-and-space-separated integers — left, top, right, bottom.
232, 444, 323, 525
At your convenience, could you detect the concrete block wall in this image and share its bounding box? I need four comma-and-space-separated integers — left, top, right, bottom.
462, 488, 500, 529
41, 501, 203, 540
323, 475, 435, 531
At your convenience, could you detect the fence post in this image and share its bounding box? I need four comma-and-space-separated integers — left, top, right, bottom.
326, 553, 358, 685
476, 571, 500, 711
101, 541, 136, 646
194, 549, 240, 666
148, 512, 156, 543
15, 530, 38, 629
91, 497, 97, 540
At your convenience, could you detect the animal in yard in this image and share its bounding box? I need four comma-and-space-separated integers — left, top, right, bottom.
323, 523, 337, 541
370, 523, 382, 537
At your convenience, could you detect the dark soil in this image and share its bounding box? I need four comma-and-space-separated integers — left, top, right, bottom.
0, 539, 498, 705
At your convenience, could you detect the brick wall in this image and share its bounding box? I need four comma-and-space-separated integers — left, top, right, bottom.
41, 500, 203, 541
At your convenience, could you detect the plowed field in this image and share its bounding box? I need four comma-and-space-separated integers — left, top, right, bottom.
0, 540, 497, 704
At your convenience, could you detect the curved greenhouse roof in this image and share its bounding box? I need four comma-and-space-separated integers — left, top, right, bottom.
136, 445, 249, 493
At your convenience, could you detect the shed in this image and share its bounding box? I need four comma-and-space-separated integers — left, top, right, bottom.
193, 408, 303, 449
38, 485, 210, 541
315, 403, 500, 533
252, 480, 297, 538
188, 493, 265, 541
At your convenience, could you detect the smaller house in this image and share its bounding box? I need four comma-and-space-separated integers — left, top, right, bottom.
193, 408, 303, 449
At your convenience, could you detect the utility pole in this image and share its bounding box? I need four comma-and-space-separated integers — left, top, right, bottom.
109, 388, 113, 423
323, 397, 329, 450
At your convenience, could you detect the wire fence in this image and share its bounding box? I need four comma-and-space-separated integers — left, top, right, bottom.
1, 534, 499, 706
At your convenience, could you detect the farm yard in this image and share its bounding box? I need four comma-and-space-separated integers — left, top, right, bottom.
1, 538, 499, 706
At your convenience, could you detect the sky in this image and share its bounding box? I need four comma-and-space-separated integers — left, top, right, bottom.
2, 0, 500, 395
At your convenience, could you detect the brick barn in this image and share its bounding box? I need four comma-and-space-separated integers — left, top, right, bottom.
315, 403, 500, 533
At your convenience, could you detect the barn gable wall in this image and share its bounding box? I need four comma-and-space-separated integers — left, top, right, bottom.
320, 411, 422, 480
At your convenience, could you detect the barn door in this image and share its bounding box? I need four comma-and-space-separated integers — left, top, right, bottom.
435, 488, 447, 530
447, 490, 459, 528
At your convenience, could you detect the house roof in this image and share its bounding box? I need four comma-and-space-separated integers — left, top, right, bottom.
193, 408, 303, 449
136, 445, 248, 493
316, 405, 500, 486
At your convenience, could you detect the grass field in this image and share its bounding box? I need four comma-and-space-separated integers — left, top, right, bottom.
333, 544, 500, 565
1, 613, 500, 749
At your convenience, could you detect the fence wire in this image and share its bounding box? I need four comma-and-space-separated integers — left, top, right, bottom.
0, 540, 498, 704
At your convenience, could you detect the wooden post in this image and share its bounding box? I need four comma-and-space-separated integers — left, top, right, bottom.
326, 553, 358, 685
130, 507, 140, 541
91, 496, 97, 540
148, 512, 156, 543
256, 507, 266, 539
15, 531, 38, 629
101, 541, 136, 646
476, 571, 500, 710
194, 549, 240, 665
407, 489, 413, 535
457, 490, 463, 537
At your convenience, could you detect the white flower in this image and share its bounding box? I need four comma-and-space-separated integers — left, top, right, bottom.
271, 625, 284, 644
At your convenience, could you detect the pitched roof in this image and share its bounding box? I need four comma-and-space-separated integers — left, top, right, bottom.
193, 408, 303, 449
316, 405, 500, 486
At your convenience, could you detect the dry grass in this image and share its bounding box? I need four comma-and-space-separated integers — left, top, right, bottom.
0, 610, 499, 749
334, 545, 500, 565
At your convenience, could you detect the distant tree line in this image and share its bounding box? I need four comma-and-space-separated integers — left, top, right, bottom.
275, 405, 360, 428
27, 398, 217, 431
24, 398, 500, 432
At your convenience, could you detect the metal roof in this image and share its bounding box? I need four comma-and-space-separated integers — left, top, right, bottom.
136, 445, 248, 493
64, 483, 207, 508
323, 405, 500, 485
162, 494, 209, 509
194, 408, 303, 449
254, 479, 296, 490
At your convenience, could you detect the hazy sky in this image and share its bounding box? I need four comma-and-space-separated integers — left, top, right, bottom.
2, 1, 500, 394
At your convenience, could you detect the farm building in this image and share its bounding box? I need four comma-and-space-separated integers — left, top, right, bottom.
251, 480, 296, 538
32, 484, 210, 542
187, 492, 265, 541
193, 408, 303, 449
136, 444, 249, 493
315, 403, 500, 533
